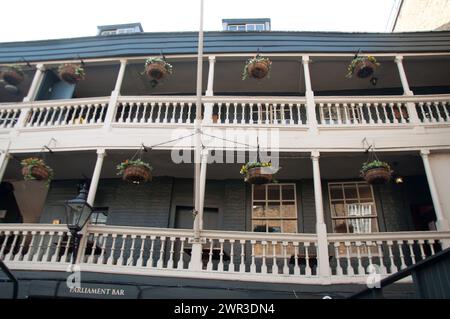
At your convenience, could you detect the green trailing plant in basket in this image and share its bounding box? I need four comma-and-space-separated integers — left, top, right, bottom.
239, 161, 273, 176
144, 57, 173, 74
346, 55, 380, 79
242, 54, 272, 80
20, 157, 54, 187
360, 160, 391, 176
116, 159, 153, 175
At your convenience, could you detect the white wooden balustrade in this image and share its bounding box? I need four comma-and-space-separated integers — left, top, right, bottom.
2, 224, 450, 284
114, 96, 197, 125
80, 226, 194, 270
203, 97, 308, 126
0, 224, 72, 268
0, 106, 21, 129
200, 230, 317, 276
315, 97, 410, 126
23, 98, 110, 128
415, 99, 450, 124
328, 231, 450, 277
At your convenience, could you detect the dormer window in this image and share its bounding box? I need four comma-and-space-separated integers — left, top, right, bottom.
222, 18, 271, 32
97, 23, 143, 36
227, 23, 266, 31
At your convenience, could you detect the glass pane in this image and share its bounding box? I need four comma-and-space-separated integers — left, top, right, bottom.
267, 185, 280, 200
256, 24, 264, 31
252, 202, 265, 218
266, 204, 280, 218
281, 185, 295, 200
247, 24, 255, 31
267, 220, 281, 233
329, 186, 343, 200
344, 185, 358, 199
331, 203, 346, 217
347, 217, 374, 234
281, 202, 296, 217
333, 219, 351, 233
358, 185, 372, 199
228, 25, 237, 31
253, 185, 265, 200
252, 220, 267, 232
282, 220, 297, 233
237, 25, 245, 31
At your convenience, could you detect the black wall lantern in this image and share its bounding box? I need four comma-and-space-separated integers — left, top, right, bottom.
65, 183, 93, 263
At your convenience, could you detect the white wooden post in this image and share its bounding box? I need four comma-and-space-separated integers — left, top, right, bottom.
203, 56, 216, 124
75, 148, 106, 264
23, 63, 46, 102
198, 148, 209, 230
190, 148, 208, 271
103, 59, 127, 130
0, 150, 10, 183
190, 0, 205, 271
302, 56, 318, 134
395, 55, 420, 125
206, 56, 215, 96
421, 149, 450, 235
311, 150, 331, 279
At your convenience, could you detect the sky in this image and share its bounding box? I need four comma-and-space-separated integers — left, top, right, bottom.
0, 0, 400, 42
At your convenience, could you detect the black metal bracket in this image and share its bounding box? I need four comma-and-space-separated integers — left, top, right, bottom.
20, 57, 32, 68
141, 143, 150, 152
362, 137, 373, 153
77, 55, 86, 67
160, 50, 166, 62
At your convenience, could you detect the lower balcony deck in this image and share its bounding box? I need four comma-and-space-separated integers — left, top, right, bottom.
1, 224, 449, 287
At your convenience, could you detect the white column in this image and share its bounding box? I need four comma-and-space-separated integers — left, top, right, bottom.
75, 148, 106, 264
421, 149, 450, 232
206, 56, 215, 96
87, 148, 106, 205
0, 150, 10, 183
23, 63, 45, 102
190, 0, 206, 271
302, 56, 318, 134
203, 56, 216, 124
190, 148, 208, 271
311, 151, 331, 279
103, 59, 127, 130
394, 56, 413, 96
395, 55, 420, 124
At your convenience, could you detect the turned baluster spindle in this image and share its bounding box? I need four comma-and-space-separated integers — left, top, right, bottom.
156, 236, 166, 268
107, 234, 117, 265
334, 242, 343, 276
167, 237, 176, 269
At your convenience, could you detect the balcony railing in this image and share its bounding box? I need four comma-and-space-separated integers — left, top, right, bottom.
2, 224, 450, 284
1, 94, 450, 132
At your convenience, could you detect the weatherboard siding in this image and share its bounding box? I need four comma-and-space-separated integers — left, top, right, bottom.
1, 31, 450, 63
37, 177, 430, 233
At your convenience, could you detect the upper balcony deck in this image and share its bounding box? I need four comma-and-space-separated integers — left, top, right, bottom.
1, 30, 450, 153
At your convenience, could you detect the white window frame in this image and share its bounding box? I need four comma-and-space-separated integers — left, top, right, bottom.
251, 183, 298, 234
328, 181, 379, 234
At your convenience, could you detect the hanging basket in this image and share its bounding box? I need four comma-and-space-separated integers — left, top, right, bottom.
145, 63, 168, 80
354, 60, 376, 79
2, 68, 24, 86
362, 167, 392, 185
246, 167, 273, 185
247, 60, 270, 79
58, 64, 85, 84
122, 165, 152, 184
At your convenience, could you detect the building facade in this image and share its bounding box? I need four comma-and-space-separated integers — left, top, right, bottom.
1, 24, 450, 298
392, 0, 450, 32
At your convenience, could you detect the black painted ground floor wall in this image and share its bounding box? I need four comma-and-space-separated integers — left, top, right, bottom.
32, 175, 433, 233
0, 270, 416, 299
